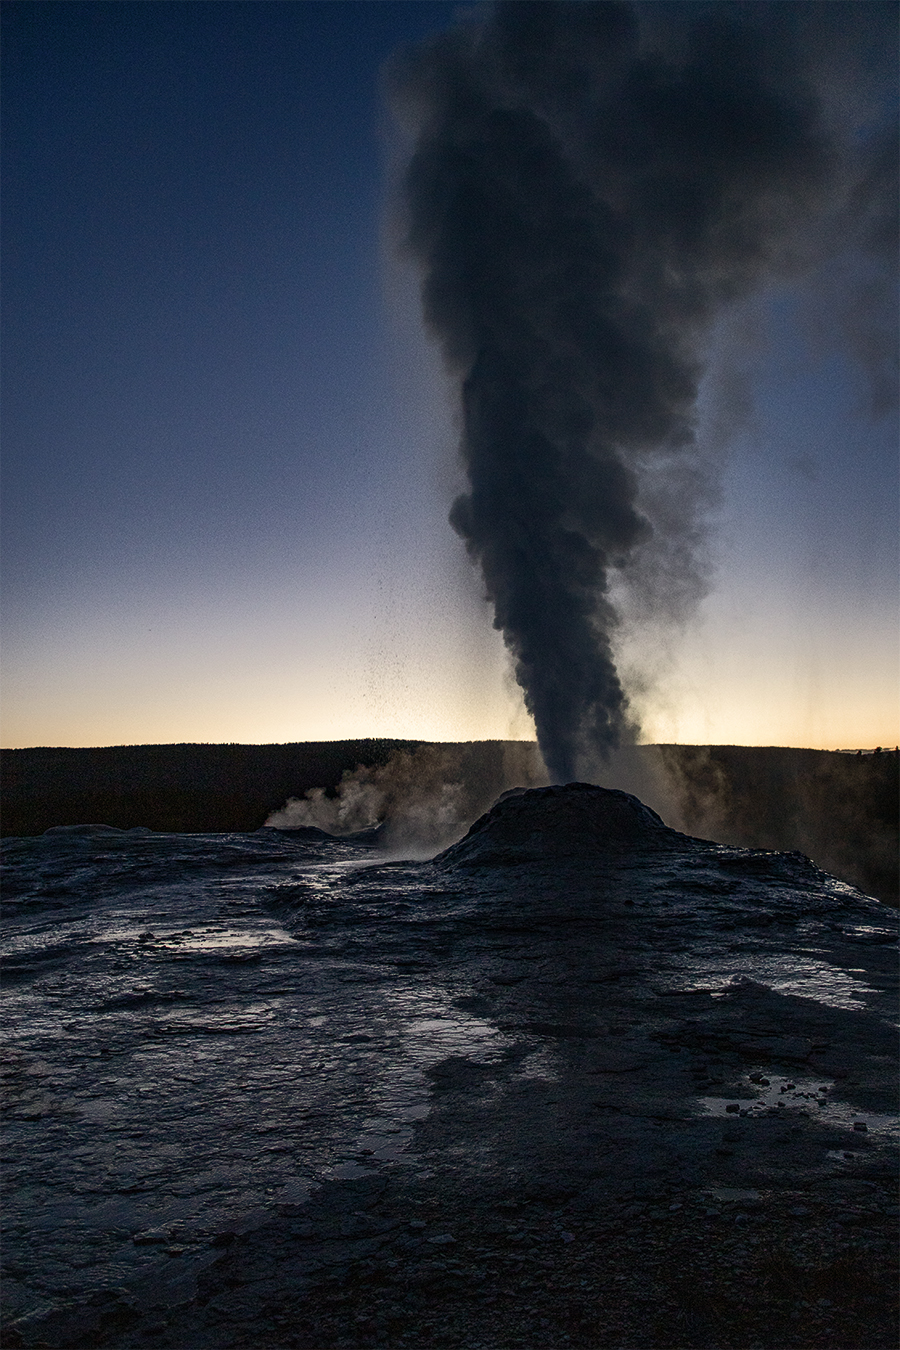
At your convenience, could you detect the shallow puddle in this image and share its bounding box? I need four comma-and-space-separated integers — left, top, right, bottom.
700, 1072, 900, 1139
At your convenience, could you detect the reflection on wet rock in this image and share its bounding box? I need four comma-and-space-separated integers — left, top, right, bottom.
1, 785, 897, 1347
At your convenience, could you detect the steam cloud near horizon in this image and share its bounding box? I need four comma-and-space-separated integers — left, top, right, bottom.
390, 0, 897, 782
265, 742, 899, 904
265, 742, 550, 854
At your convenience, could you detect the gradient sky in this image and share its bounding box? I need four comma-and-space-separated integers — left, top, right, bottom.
2, 1, 897, 751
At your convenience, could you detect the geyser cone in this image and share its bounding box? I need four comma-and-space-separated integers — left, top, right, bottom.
435, 781, 680, 866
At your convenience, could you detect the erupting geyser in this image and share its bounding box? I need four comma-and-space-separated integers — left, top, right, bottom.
392, 0, 895, 781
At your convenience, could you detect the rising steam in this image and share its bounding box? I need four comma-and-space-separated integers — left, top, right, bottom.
265, 741, 548, 855
390, 1, 896, 782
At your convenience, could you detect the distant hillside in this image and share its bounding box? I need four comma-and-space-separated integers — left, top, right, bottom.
1, 740, 896, 904
0, 740, 424, 837
659, 744, 898, 908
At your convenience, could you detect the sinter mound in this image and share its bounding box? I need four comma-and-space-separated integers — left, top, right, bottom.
436, 782, 679, 866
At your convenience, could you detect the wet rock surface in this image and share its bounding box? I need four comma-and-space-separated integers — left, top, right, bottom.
2, 787, 897, 1348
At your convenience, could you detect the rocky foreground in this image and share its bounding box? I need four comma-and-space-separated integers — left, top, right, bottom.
4, 786, 897, 1349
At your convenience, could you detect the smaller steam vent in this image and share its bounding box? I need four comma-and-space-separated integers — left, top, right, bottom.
435, 782, 680, 867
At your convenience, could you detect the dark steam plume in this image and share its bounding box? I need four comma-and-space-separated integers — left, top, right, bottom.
390, 1, 896, 782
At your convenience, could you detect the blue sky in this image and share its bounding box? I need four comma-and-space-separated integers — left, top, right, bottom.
2, 1, 897, 750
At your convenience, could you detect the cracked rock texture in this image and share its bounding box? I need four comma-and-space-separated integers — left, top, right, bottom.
2, 785, 897, 1349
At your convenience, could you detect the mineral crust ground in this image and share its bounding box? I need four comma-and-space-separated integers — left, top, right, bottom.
3, 786, 897, 1349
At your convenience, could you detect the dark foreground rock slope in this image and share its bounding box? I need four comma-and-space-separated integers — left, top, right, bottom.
3, 786, 897, 1350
